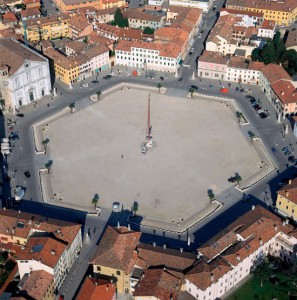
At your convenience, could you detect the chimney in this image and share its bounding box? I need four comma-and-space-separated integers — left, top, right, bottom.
180, 248, 183, 253
289, 180, 292, 185
127, 223, 131, 231
210, 273, 214, 282
236, 254, 240, 261
106, 285, 108, 291
285, 191, 289, 197
3, 207, 6, 210
89, 274, 91, 278
18, 210, 21, 214
51, 250, 55, 255
259, 238, 262, 245
283, 221, 286, 226
163, 244, 166, 249
153, 242, 156, 247
274, 225, 278, 231
252, 205, 255, 211
281, 91, 284, 96
286, 219, 289, 224
95, 282, 98, 286
117, 222, 120, 228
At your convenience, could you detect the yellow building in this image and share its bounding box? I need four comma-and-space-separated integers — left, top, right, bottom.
91, 226, 141, 294
276, 178, 297, 221
226, 0, 297, 26
20, 14, 70, 41
43, 47, 80, 86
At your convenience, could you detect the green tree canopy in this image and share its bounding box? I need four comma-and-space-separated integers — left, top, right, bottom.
251, 32, 297, 76
143, 27, 155, 34
111, 8, 129, 28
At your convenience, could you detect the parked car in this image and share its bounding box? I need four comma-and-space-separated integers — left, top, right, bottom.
160, 76, 165, 81
178, 77, 183, 82
189, 48, 194, 55
228, 176, 237, 183
24, 171, 31, 178
14, 186, 25, 202
288, 156, 295, 162
259, 112, 268, 119
103, 75, 112, 79
282, 147, 289, 153
191, 85, 199, 90
242, 195, 250, 202
198, 33, 202, 38
82, 83, 89, 87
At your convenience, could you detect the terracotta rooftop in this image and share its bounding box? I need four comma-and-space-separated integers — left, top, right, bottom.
17, 236, 67, 268
0, 208, 81, 248
228, 56, 248, 69
226, 0, 297, 12
91, 226, 141, 273
198, 206, 290, 261
260, 63, 292, 84
23, 0, 40, 4
21, 270, 53, 300
133, 268, 183, 300
185, 258, 231, 291
20, 8, 41, 18
198, 50, 229, 65
136, 243, 196, 271
248, 61, 265, 71
83, 44, 110, 58
286, 29, 297, 48
2, 12, 18, 23
220, 8, 264, 18
96, 24, 144, 40
26, 13, 70, 27
0, 38, 45, 76
277, 177, 297, 204
124, 8, 163, 22
68, 14, 90, 31
76, 278, 116, 300
65, 40, 88, 53
116, 39, 181, 58
260, 20, 276, 30
271, 79, 297, 105
88, 32, 114, 46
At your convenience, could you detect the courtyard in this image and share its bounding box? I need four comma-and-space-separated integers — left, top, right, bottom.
44, 88, 262, 223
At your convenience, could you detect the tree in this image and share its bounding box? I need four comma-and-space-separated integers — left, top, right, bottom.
69, 102, 75, 113
157, 82, 162, 93
45, 160, 53, 173
92, 193, 100, 209
234, 172, 242, 185
261, 40, 276, 64
112, 8, 128, 28
0, 98, 5, 110
132, 201, 138, 216
254, 260, 272, 287
189, 87, 195, 98
207, 189, 215, 203
248, 131, 256, 143
42, 138, 49, 154
96, 90, 102, 100
235, 111, 243, 122
143, 27, 155, 35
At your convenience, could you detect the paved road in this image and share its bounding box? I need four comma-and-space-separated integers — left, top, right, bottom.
2, 0, 297, 296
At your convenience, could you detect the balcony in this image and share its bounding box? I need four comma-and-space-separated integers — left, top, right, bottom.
275, 234, 294, 251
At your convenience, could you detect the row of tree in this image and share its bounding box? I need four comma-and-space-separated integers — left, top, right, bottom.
252, 32, 297, 76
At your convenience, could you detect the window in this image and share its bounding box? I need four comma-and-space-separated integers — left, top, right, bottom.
96, 266, 101, 271
116, 270, 121, 275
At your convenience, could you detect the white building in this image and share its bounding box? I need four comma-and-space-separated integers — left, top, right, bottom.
184, 206, 297, 300
257, 20, 276, 39
0, 38, 51, 113
115, 40, 180, 72
168, 0, 213, 13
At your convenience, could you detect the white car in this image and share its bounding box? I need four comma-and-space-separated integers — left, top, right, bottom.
82, 83, 89, 87
14, 186, 25, 201
198, 33, 202, 38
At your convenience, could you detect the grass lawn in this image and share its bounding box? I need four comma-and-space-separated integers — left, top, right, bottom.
228, 276, 289, 300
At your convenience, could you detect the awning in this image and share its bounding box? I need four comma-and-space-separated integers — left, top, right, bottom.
220, 87, 229, 93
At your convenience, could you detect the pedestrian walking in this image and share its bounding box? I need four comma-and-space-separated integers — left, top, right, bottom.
121, 154, 123, 159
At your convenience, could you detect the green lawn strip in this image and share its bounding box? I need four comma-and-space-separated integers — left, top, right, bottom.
228, 276, 288, 300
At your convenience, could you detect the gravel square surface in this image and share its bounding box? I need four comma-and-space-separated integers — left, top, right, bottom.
46, 89, 261, 222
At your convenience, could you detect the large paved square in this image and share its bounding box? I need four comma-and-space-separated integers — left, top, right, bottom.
45, 89, 261, 222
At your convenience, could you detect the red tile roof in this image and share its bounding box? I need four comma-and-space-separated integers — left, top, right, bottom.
136, 243, 196, 271
2, 12, 18, 23
21, 270, 53, 300
185, 258, 231, 291
17, 236, 67, 268
198, 51, 229, 65
20, 8, 41, 18
220, 8, 264, 18
271, 79, 297, 105
133, 268, 183, 300
260, 20, 276, 30
248, 61, 265, 71
76, 278, 116, 300
91, 226, 141, 273
277, 178, 297, 204
0, 209, 81, 249
260, 63, 291, 84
